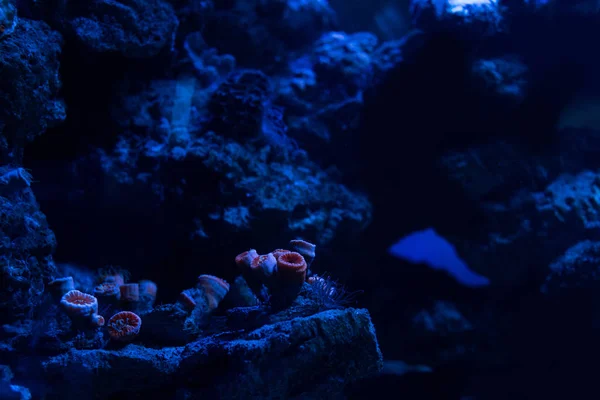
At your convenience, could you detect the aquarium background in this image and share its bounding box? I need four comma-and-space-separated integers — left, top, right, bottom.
1, 0, 600, 398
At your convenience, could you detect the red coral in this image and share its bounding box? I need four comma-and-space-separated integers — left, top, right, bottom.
276, 252, 307, 285
107, 311, 142, 342
60, 290, 98, 318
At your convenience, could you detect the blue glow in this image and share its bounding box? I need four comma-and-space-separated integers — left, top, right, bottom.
389, 228, 490, 287
448, 0, 497, 13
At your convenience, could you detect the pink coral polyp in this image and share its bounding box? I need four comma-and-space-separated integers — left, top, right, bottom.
60, 290, 98, 318
107, 311, 142, 342
277, 252, 307, 285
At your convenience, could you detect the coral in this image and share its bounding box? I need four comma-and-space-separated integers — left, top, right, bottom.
235, 239, 342, 310
93, 282, 121, 304
60, 290, 98, 318
289, 238, 316, 267
90, 314, 105, 327
178, 291, 197, 311
107, 311, 142, 342
119, 283, 140, 303
97, 266, 129, 286
252, 252, 277, 278
200, 0, 336, 68
235, 249, 259, 270
197, 275, 230, 311
59, 289, 105, 330
138, 280, 157, 310
307, 274, 362, 310
276, 251, 308, 285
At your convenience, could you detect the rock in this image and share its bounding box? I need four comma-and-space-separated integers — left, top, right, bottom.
0, 169, 57, 324
42, 308, 382, 399
471, 56, 529, 104
0, 365, 30, 400
67, 0, 179, 57
541, 240, 600, 294
201, 0, 337, 68
410, 0, 504, 36
0, 19, 65, 162
0, 0, 17, 38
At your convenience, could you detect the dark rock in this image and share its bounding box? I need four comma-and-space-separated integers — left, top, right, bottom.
42, 307, 382, 399
0, 18, 65, 162
66, 0, 179, 57
0, 169, 57, 324
541, 240, 600, 294
201, 0, 337, 68
0, 365, 30, 400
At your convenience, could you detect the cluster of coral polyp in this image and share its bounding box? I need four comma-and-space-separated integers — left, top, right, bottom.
47, 269, 155, 342
235, 239, 316, 308
177, 274, 231, 313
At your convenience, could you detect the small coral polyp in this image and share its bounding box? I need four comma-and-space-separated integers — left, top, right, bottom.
120, 283, 140, 302
93, 282, 121, 301
178, 291, 197, 311
59, 289, 106, 330
272, 249, 291, 260
91, 314, 105, 327
277, 252, 308, 285
235, 238, 316, 307
60, 290, 98, 317
251, 253, 277, 278
139, 280, 157, 299
107, 311, 142, 342
197, 275, 230, 311
235, 249, 259, 269
289, 239, 316, 267
97, 266, 128, 286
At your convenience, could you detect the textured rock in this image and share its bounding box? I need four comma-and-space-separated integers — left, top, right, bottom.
42, 308, 382, 399
438, 135, 600, 289
274, 31, 419, 157
201, 0, 337, 68
471, 56, 529, 103
541, 240, 600, 294
68, 65, 372, 249
0, 167, 57, 324
67, 0, 178, 57
0, 19, 65, 162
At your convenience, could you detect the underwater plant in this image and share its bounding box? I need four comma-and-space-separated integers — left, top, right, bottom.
308, 273, 363, 310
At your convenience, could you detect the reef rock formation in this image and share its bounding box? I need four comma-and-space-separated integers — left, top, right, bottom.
0, 19, 65, 162
0, 167, 57, 324
42, 305, 381, 399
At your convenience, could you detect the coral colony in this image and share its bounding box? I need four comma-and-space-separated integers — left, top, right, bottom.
46, 239, 340, 344
1, 236, 380, 398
